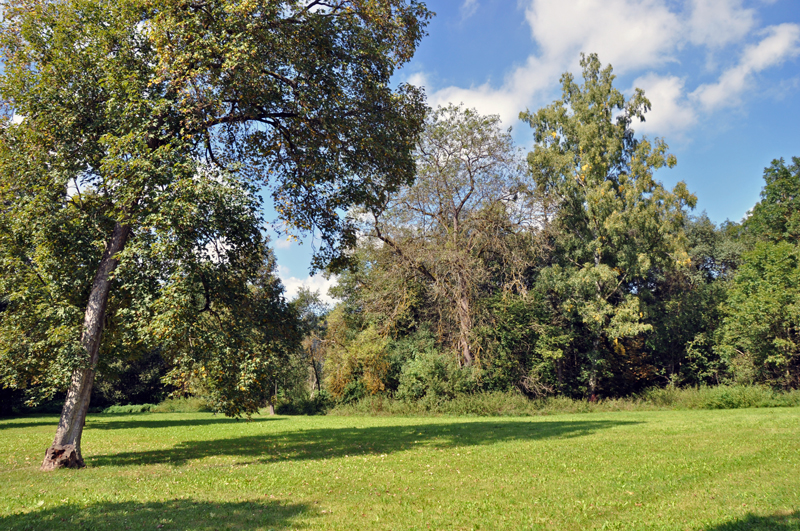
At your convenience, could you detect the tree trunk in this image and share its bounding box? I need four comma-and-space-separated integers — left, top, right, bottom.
456, 280, 473, 367
268, 382, 278, 415
41, 222, 130, 471
588, 337, 599, 402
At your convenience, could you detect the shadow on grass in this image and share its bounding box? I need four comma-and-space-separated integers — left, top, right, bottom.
707, 511, 800, 530
0, 418, 56, 430
88, 418, 638, 467
0, 498, 312, 531
0, 415, 285, 432
86, 415, 285, 431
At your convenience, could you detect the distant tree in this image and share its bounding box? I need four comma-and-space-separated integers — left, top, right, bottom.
0, 0, 430, 469
91, 348, 168, 408
521, 54, 696, 398
744, 157, 800, 244
717, 156, 800, 388
290, 287, 330, 395
365, 104, 539, 367
642, 215, 742, 387
717, 241, 800, 387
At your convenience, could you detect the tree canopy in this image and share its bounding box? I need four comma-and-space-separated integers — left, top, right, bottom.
0, 0, 431, 469
520, 53, 696, 397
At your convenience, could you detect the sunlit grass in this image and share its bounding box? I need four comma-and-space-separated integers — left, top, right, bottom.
1, 408, 799, 530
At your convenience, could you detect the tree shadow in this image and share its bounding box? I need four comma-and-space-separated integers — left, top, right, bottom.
707, 511, 800, 530
86, 415, 285, 430
0, 418, 56, 430
88, 418, 637, 467
0, 498, 312, 531
0, 415, 285, 432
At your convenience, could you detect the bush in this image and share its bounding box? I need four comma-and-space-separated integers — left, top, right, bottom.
101, 403, 157, 414
396, 349, 477, 404
151, 397, 214, 413
275, 392, 333, 415
329, 385, 800, 417
638, 385, 800, 410
326, 325, 391, 401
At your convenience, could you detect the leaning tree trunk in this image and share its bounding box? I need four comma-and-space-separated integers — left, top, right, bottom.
41, 222, 130, 471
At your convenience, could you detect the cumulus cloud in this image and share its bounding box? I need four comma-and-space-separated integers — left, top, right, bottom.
416, 0, 800, 139
691, 23, 800, 110
630, 73, 697, 137
406, 71, 430, 89
687, 0, 755, 48
277, 265, 339, 306
426, 55, 561, 125
425, 0, 683, 125
524, 0, 681, 70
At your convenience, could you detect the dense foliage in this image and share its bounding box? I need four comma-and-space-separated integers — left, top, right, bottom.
0, 0, 431, 465
314, 56, 800, 406
0, 1, 795, 423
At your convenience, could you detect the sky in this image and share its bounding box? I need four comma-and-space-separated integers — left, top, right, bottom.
273, 0, 800, 304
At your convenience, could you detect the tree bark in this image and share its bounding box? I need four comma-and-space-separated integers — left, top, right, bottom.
588, 337, 599, 402
456, 277, 473, 367
41, 222, 131, 471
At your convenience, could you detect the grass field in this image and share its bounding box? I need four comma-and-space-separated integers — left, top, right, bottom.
1, 408, 799, 530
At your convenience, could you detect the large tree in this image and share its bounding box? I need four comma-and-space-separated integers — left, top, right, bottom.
521, 54, 696, 398
365, 104, 536, 367
0, 0, 430, 469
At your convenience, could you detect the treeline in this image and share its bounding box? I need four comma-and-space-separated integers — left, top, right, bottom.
305, 55, 800, 406
2, 56, 797, 416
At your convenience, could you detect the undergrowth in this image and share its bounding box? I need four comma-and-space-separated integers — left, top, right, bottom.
327, 385, 800, 417
101, 404, 157, 414
149, 397, 213, 413
98, 385, 800, 417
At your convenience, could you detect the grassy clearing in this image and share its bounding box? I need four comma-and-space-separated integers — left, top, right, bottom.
1, 408, 799, 530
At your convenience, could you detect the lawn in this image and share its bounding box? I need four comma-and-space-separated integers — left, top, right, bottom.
1, 408, 798, 530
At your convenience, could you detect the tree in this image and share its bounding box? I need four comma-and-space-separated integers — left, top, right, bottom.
744, 157, 800, 244
521, 54, 696, 398
0, 0, 430, 469
717, 241, 800, 387
365, 104, 537, 367
641, 215, 742, 387
290, 287, 330, 395
717, 156, 800, 387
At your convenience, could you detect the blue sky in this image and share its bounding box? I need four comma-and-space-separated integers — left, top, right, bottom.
274, 0, 800, 302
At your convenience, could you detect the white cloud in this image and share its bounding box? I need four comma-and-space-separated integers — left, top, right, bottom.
405, 71, 430, 89
630, 73, 697, 137
525, 0, 681, 70
273, 237, 293, 250
416, 1, 800, 139
426, 56, 560, 124
277, 265, 339, 306
691, 23, 800, 110
687, 0, 755, 48
460, 0, 479, 21
426, 0, 683, 128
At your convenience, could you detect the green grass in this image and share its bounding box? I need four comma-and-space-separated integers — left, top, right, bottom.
1, 408, 799, 530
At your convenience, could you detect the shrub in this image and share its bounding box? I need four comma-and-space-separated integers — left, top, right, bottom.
326, 325, 391, 401
396, 349, 477, 404
642, 384, 800, 409
275, 392, 333, 415
101, 404, 157, 414
151, 397, 213, 413
329, 385, 800, 417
